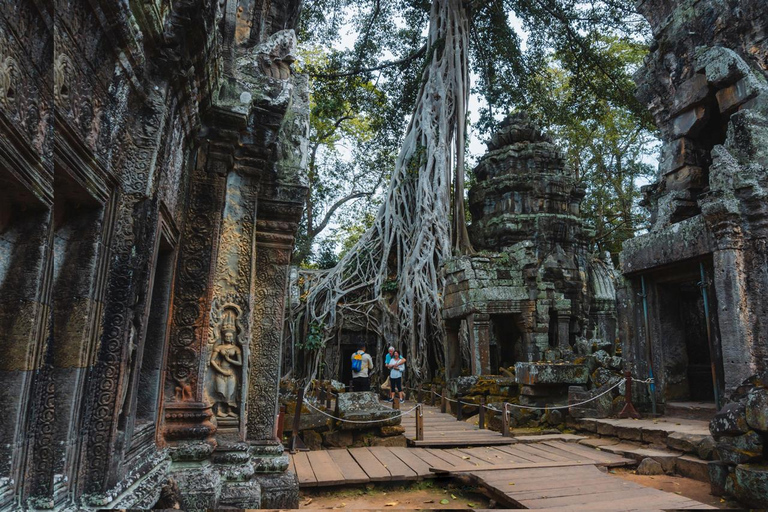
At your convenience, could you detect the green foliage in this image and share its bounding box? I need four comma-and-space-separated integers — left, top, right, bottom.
296, 0, 656, 260
300, 321, 326, 351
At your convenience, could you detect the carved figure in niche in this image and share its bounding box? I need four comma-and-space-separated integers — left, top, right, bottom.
210, 309, 243, 418
174, 375, 194, 402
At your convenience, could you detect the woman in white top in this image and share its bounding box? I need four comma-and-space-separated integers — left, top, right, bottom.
387, 350, 406, 403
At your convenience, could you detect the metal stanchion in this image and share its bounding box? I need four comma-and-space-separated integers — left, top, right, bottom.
479, 397, 485, 429
501, 403, 510, 437
618, 372, 641, 419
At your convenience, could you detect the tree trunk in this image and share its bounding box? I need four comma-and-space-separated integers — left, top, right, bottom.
302, 0, 471, 381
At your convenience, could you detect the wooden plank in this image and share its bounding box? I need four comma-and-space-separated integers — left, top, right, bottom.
478, 465, 597, 486
509, 480, 632, 500
348, 447, 391, 481
388, 446, 434, 477
369, 447, 418, 480
518, 487, 679, 509
326, 449, 369, 484
491, 445, 544, 463
430, 459, 599, 474
412, 448, 459, 468
306, 450, 346, 486
429, 448, 491, 468
512, 443, 571, 462
455, 446, 509, 464
292, 452, 317, 486
543, 441, 632, 466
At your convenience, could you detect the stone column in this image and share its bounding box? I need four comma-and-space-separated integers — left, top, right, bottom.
444, 321, 462, 380
712, 247, 759, 392
467, 313, 491, 375
161, 142, 228, 509
246, 214, 297, 508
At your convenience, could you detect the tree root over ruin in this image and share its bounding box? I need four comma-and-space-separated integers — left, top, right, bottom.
297, 0, 472, 383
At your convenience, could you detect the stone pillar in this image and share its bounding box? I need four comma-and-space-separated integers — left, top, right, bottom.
444, 321, 462, 380
161, 142, 228, 509
712, 248, 759, 392
246, 215, 297, 508
467, 313, 491, 375
557, 313, 571, 352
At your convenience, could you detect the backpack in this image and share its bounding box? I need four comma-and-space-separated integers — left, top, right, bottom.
351, 352, 363, 372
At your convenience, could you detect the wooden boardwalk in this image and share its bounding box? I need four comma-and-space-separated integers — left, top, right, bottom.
289, 441, 633, 487
457, 465, 715, 511
290, 441, 714, 510
400, 403, 515, 446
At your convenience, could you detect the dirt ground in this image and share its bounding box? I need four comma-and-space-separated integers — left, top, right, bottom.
296, 480, 494, 509
609, 468, 741, 509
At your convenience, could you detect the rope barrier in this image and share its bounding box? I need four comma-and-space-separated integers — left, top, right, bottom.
406, 377, 629, 412
304, 398, 420, 424
302, 372, 649, 417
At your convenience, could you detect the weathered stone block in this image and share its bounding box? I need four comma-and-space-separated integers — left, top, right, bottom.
379, 425, 405, 437
671, 73, 710, 114
733, 464, 768, 508
637, 457, 664, 475
716, 76, 762, 114
745, 388, 768, 432
697, 47, 750, 87
659, 137, 703, 175
672, 106, 709, 137
676, 455, 711, 482
367, 435, 407, 448
698, 435, 717, 460
710, 402, 749, 436
664, 165, 705, 191
337, 392, 400, 430
322, 430, 353, 448
303, 430, 323, 450
515, 362, 589, 385
716, 430, 764, 464
708, 460, 731, 496
666, 432, 707, 454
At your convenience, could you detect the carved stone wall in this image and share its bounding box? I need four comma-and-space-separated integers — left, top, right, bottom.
1, 0, 307, 509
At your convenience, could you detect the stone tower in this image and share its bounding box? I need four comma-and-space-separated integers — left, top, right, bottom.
442, 114, 617, 378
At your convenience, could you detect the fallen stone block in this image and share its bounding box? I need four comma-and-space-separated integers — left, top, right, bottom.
636, 457, 664, 475
745, 388, 768, 432
708, 460, 730, 496
710, 402, 749, 436
716, 430, 764, 464
733, 464, 768, 508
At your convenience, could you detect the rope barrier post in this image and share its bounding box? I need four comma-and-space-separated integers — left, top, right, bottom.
501, 403, 510, 437
441, 387, 447, 414
456, 399, 463, 421
618, 372, 641, 419
325, 383, 332, 409
394, 394, 400, 410
289, 388, 308, 453
418, 384, 423, 404
319, 385, 326, 404
416, 404, 424, 441
430, 385, 436, 407
479, 397, 485, 430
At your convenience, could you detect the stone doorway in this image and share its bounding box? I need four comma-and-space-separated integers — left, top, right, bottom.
490, 314, 523, 372
654, 265, 722, 405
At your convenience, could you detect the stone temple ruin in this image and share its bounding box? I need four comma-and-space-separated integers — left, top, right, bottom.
1, 0, 307, 508
2, 0, 768, 509
443, 114, 618, 379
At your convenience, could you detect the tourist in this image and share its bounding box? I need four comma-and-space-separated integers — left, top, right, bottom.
351, 343, 374, 391
387, 350, 406, 403
385, 346, 395, 369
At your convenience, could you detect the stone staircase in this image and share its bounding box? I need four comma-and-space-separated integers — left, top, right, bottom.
568, 416, 717, 482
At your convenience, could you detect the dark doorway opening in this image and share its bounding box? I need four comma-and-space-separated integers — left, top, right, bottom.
491, 314, 522, 371
655, 264, 720, 404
